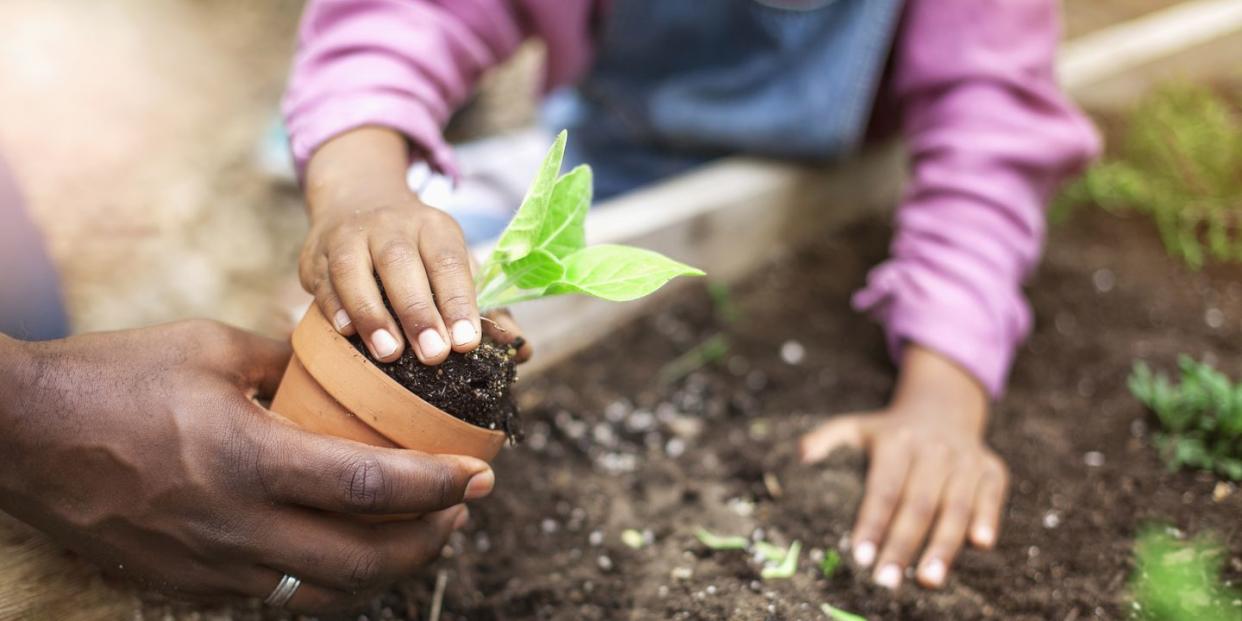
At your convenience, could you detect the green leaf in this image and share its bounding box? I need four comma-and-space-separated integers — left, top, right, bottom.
489, 130, 568, 264
694, 528, 748, 551
820, 603, 867, 621
502, 248, 564, 290
820, 549, 842, 578
546, 245, 705, 302
760, 540, 801, 580
540, 164, 592, 258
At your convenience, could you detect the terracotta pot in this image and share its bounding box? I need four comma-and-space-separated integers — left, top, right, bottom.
270, 305, 507, 461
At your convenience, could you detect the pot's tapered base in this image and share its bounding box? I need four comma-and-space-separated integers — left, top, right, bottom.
270, 356, 396, 448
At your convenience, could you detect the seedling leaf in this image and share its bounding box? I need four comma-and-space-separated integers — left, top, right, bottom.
754, 541, 788, 564
546, 245, 705, 302
474, 131, 703, 311
695, 528, 748, 551
1129, 357, 1242, 481
760, 541, 801, 580
820, 549, 842, 578
820, 603, 867, 621
488, 130, 568, 266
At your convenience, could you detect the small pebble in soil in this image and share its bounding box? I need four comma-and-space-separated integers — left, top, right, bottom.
1092, 268, 1115, 293
1084, 451, 1106, 467
727, 497, 755, 517
1042, 511, 1062, 529
605, 401, 629, 422
1206, 307, 1225, 329
665, 438, 687, 458
541, 518, 559, 534
658, 585, 669, 598
589, 530, 604, 546
627, 410, 655, 431
597, 555, 613, 572
1027, 546, 1040, 559
475, 532, 491, 553
671, 567, 693, 580
706, 585, 718, 595
1213, 481, 1234, 502
780, 340, 805, 365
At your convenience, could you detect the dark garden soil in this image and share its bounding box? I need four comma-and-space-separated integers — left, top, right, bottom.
359, 207, 1242, 621
348, 281, 522, 436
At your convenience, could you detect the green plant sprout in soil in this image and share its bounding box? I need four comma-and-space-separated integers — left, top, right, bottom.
1129, 356, 1242, 480
355, 131, 703, 434
696, 528, 866, 620
1131, 527, 1241, 621
1056, 84, 1242, 269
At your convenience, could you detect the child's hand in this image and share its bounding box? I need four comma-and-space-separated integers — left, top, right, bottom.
300, 127, 486, 364
799, 345, 1008, 590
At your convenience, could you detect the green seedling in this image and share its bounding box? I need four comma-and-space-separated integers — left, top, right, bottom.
760, 541, 801, 580
1132, 527, 1239, 621
1129, 356, 1242, 480
621, 529, 646, 550
820, 603, 867, 621
708, 281, 741, 324
695, 528, 749, 551
1055, 84, 1242, 268
657, 333, 730, 385
753, 541, 789, 564
819, 549, 842, 579
475, 131, 704, 310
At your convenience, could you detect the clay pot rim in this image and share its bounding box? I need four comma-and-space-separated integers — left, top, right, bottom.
291, 305, 508, 446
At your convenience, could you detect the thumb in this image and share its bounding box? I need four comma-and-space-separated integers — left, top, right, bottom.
799, 414, 868, 464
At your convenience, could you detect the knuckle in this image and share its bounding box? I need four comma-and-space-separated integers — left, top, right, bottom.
428, 252, 468, 276
376, 240, 419, 270
326, 252, 362, 279
438, 292, 474, 313
338, 455, 389, 512
906, 498, 937, 521
397, 295, 435, 318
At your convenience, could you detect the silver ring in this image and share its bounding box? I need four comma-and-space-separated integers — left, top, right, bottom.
264, 573, 301, 608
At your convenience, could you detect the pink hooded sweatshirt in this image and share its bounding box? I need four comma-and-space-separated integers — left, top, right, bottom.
283, 0, 1101, 398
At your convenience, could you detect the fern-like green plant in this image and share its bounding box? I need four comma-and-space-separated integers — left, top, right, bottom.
1131, 528, 1240, 621
1128, 356, 1242, 480
1056, 85, 1242, 268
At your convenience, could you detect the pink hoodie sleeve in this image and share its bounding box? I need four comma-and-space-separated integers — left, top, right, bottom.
282, 0, 595, 179
853, 0, 1101, 398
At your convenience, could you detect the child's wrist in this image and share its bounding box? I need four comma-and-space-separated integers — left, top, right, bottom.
892, 344, 989, 431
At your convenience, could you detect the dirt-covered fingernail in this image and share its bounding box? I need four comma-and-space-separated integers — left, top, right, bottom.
333, 309, 351, 332
874, 564, 901, 590
371, 329, 399, 358
853, 541, 876, 568
919, 559, 946, 587
418, 329, 446, 358
464, 470, 494, 501
451, 320, 476, 347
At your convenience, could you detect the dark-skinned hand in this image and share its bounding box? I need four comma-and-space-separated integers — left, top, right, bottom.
0, 321, 495, 612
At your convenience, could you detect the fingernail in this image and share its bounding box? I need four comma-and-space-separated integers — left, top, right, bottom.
464, 470, 494, 501
874, 564, 902, 590
452, 506, 470, 530
371, 329, 399, 358
973, 525, 995, 547
853, 541, 876, 568
920, 559, 946, 587
451, 320, 477, 347
418, 329, 446, 358
333, 309, 351, 332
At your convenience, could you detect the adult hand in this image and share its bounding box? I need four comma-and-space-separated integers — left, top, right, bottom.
301, 127, 493, 365
0, 321, 495, 612
799, 345, 1009, 590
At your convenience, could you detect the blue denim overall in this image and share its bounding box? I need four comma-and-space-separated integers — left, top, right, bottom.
561, 0, 905, 199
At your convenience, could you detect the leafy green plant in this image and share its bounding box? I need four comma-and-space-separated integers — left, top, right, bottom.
475, 131, 704, 310
1128, 356, 1242, 480
1131, 528, 1240, 621
1056, 85, 1242, 268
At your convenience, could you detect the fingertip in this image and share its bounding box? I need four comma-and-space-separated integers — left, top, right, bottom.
450, 319, 480, 351
917, 558, 947, 589
852, 540, 876, 568
970, 525, 996, 549
452, 505, 470, 530
874, 563, 902, 590
415, 328, 449, 363
463, 469, 494, 501
331, 308, 354, 336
